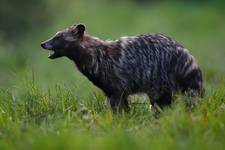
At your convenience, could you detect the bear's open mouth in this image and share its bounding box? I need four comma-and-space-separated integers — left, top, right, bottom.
48, 50, 54, 57
41, 43, 62, 59
48, 49, 61, 59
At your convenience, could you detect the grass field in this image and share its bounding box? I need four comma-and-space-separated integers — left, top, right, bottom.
0, 1, 225, 149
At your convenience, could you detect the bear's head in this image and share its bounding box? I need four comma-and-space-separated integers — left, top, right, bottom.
41, 24, 85, 59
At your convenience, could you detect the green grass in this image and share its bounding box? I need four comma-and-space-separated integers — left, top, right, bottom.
0, 1, 225, 149
0, 81, 224, 150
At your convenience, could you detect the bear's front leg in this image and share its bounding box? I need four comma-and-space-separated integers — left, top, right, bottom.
108, 95, 129, 112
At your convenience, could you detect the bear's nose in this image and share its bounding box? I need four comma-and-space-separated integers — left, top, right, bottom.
41, 43, 46, 49
41, 42, 52, 50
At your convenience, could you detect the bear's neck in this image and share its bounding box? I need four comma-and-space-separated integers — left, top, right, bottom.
67, 34, 122, 90
82, 33, 107, 49
67, 34, 108, 77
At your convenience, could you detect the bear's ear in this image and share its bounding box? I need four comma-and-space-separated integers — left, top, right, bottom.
71, 24, 85, 36
76, 24, 85, 34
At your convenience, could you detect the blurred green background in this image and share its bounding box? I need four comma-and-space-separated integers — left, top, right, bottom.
0, 0, 225, 149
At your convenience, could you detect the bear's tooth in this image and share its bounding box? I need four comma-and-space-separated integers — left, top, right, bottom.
49, 51, 54, 56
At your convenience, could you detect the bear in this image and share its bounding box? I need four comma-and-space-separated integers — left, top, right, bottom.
41, 24, 203, 112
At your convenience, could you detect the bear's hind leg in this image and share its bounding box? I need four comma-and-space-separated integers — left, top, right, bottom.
150, 92, 172, 109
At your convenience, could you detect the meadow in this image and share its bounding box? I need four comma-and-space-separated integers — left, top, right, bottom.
0, 0, 225, 149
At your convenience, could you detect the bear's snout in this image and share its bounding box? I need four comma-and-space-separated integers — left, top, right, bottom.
41, 42, 53, 50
